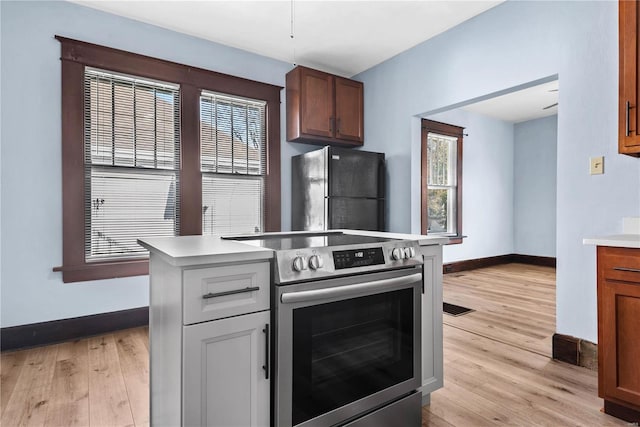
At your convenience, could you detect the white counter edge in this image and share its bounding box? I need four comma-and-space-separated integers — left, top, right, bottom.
138, 236, 273, 267
583, 234, 640, 249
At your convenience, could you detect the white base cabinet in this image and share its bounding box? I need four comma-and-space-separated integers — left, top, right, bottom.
147, 253, 272, 427
183, 311, 270, 427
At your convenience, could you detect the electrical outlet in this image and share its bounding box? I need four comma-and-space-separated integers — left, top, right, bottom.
590, 156, 604, 175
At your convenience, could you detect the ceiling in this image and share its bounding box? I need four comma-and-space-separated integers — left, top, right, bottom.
70, 0, 503, 77
461, 80, 559, 123
71, 0, 553, 123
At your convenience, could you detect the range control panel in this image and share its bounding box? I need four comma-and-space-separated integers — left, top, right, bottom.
333, 248, 385, 269
274, 240, 422, 284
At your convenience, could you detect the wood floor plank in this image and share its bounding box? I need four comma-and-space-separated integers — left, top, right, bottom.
43, 340, 90, 427
1, 344, 58, 426
87, 335, 134, 427
114, 328, 149, 427
420, 408, 455, 427
431, 375, 539, 426
1, 349, 28, 417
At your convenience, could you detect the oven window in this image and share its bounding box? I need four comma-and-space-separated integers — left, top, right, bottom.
291, 288, 414, 425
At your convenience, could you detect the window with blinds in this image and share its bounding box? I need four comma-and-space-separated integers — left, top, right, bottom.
84, 68, 180, 261
426, 132, 458, 235
200, 91, 266, 235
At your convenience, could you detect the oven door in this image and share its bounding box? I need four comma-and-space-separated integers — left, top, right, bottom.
275, 266, 422, 427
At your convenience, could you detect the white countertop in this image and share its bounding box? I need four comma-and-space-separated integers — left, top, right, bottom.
583, 234, 640, 249
138, 235, 274, 267
139, 230, 447, 266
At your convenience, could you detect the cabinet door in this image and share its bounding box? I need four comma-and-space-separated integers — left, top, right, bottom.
300, 68, 334, 138
183, 311, 270, 427
599, 278, 640, 407
619, 0, 640, 155
335, 77, 364, 144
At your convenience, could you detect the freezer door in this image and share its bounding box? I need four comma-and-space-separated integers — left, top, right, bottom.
328, 148, 384, 198
328, 198, 384, 231
291, 149, 327, 231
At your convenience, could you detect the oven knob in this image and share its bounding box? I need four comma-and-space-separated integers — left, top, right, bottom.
292, 256, 307, 272
407, 247, 416, 258
392, 248, 402, 260
308, 255, 324, 270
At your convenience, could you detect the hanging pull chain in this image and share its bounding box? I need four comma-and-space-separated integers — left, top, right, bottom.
290, 0, 296, 66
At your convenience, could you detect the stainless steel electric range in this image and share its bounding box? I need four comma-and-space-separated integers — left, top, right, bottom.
226, 231, 423, 427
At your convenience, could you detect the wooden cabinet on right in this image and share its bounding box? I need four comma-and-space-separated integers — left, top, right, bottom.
286, 66, 364, 146
597, 246, 640, 422
619, 0, 640, 156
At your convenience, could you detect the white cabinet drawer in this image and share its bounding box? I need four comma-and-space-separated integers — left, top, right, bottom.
183, 262, 269, 325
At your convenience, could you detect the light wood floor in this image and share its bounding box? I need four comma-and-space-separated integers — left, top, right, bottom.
0, 263, 626, 426
442, 263, 556, 356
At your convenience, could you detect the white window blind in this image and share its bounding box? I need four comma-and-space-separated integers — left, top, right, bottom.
84, 68, 180, 261
200, 91, 266, 235
427, 132, 457, 235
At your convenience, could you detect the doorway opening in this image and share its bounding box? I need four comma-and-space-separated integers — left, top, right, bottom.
421, 76, 559, 356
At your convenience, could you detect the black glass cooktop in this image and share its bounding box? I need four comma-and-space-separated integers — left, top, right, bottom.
224, 232, 396, 251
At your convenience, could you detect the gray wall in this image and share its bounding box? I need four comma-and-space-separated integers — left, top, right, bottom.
0, 1, 315, 328
514, 115, 558, 257
356, 1, 640, 343
427, 109, 515, 263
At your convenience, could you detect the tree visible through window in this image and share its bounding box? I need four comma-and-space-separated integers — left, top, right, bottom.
421, 119, 463, 241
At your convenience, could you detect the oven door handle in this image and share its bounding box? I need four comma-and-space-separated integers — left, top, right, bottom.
280, 273, 422, 304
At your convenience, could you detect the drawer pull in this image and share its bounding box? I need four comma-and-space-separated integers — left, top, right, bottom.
262, 324, 270, 380
626, 101, 631, 137
202, 286, 260, 299
613, 267, 640, 274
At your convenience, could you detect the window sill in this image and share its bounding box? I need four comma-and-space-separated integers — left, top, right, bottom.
53, 258, 149, 283
446, 237, 464, 245
426, 234, 465, 245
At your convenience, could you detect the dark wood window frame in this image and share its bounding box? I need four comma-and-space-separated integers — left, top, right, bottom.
55, 36, 282, 283
421, 119, 463, 244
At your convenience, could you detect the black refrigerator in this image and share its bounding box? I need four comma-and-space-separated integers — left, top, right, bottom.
291, 146, 385, 231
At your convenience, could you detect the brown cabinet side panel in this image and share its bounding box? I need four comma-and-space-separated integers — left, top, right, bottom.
286, 67, 301, 142
619, 0, 640, 155
335, 77, 364, 144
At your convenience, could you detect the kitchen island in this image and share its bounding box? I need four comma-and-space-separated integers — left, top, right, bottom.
139, 230, 446, 427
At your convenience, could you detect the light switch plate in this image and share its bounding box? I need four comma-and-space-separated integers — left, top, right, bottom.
590, 156, 604, 175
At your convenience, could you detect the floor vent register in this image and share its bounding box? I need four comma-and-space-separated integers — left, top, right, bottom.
443, 302, 474, 316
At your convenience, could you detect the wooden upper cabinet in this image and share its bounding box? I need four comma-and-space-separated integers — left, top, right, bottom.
335, 77, 364, 142
286, 66, 364, 146
619, 0, 640, 156
597, 246, 640, 422
299, 68, 333, 138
